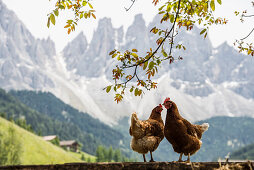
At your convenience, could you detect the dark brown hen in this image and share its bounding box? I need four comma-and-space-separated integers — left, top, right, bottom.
163, 97, 209, 162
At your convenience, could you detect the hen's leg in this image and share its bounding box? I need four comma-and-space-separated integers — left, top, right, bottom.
177, 153, 183, 162
143, 154, 147, 162
149, 151, 155, 162
186, 153, 191, 163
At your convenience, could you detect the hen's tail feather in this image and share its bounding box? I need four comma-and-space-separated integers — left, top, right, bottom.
131, 112, 140, 129
200, 123, 209, 133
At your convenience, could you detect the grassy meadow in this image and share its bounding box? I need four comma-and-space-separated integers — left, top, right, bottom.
0, 117, 95, 165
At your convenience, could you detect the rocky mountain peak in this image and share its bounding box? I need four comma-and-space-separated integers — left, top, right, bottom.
0, 0, 56, 90
0, 2, 254, 125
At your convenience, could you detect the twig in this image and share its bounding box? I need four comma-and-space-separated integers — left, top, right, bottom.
125, 0, 136, 11
240, 27, 254, 41
243, 14, 254, 17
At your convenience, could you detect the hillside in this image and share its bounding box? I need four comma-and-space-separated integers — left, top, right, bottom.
230, 143, 254, 160
9, 90, 124, 150
0, 116, 84, 165
0, 88, 100, 154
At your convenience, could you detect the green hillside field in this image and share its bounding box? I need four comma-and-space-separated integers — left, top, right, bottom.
0, 117, 95, 165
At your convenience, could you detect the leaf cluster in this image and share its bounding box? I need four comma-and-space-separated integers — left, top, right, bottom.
234, 1, 254, 56
105, 0, 226, 102
48, 0, 96, 34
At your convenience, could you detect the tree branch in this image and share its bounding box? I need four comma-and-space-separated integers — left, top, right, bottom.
121, 0, 182, 69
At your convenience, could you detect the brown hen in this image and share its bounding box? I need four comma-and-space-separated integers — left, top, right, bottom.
163, 97, 209, 162
129, 104, 164, 162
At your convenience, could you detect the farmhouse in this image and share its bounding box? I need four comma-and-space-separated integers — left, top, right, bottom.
42, 135, 57, 141
60, 140, 80, 152
42, 135, 60, 146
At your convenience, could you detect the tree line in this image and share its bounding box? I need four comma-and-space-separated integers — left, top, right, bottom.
95, 145, 137, 162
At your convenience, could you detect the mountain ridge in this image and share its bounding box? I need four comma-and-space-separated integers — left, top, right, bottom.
0, 0, 253, 125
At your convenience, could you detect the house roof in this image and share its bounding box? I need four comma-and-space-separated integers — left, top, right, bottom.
42, 135, 57, 141
60, 140, 79, 146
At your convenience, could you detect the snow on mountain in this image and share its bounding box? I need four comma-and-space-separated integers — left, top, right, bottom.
0, 0, 254, 125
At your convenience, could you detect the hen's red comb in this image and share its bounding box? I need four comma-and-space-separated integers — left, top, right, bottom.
159, 104, 163, 108
163, 97, 171, 104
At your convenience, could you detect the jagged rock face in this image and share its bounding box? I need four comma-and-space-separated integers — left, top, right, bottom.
0, 0, 55, 90
63, 32, 88, 71
125, 14, 150, 55
63, 18, 124, 77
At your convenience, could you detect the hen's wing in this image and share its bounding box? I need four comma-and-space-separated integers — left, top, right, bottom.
144, 120, 164, 140
181, 118, 197, 138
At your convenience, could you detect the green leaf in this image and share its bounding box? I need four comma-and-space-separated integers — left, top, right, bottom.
82, 1, 87, 6
112, 53, 117, 58
88, 2, 93, 9
131, 53, 138, 58
50, 14, 56, 25
106, 86, 111, 93
59, 5, 65, 9
217, 0, 222, 5
84, 13, 88, 19
53, 10, 59, 17
162, 49, 167, 57
170, 14, 174, 23
109, 50, 116, 55
47, 17, 50, 28
143, 61, 148, 70
200, 28, 207, 35
148, 61, 155, 70
248, 49, 252, 55
204, 32, 208, 38
67, 20, 73, 24
80, 13, 84, 19
134, 88, 139, 96
158, 5, 165, 11
130, 87, 134, 93
210, 0, 215, 11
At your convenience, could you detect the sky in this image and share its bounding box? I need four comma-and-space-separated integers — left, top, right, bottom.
2, 0, 254, 53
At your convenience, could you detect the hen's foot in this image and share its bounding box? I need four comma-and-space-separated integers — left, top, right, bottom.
149, 159, 155, 162
185, 153, 191, 163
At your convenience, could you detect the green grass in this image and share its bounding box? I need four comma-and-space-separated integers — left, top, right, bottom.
0, 117, 96, 165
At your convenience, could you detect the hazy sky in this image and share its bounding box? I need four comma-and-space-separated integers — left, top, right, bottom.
2, 0, 254, 53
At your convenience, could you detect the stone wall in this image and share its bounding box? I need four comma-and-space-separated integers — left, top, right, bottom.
0, 162, 253, 170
